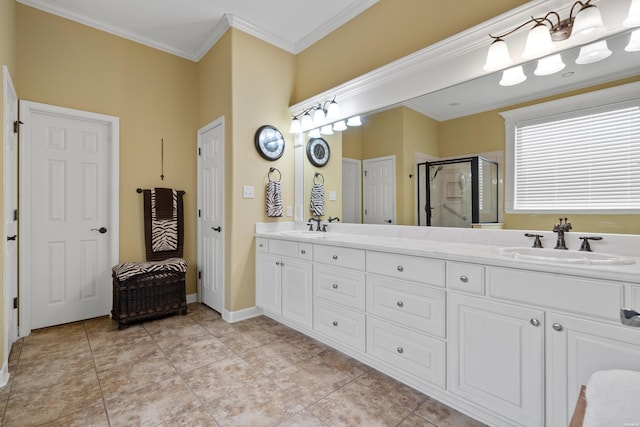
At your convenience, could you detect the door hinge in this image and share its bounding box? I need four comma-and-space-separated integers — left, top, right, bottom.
198, 209, 201, 218
198, 271, 202, 280
198, 147, 201, 156
14, 209, 18, 221
365, 209, 368, 215
13, 297, 18, 309
13, 120, 23, 134
364, 170, 368, 177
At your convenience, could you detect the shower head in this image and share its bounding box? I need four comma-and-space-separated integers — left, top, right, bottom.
430, 165, 443, 181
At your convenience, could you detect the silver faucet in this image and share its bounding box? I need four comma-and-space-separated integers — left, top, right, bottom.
553, 217, 572, 250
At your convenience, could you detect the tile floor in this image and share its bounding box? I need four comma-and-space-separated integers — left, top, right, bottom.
0, 303, 487, 427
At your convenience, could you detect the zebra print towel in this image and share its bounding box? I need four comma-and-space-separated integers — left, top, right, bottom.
310, 183, 324, 216
112, 257, 188, 281
266, 181, 283, 217
151, 188, 178, 252
143, 189, 185, 261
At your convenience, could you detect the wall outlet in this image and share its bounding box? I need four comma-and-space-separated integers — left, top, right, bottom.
243, 186, 254, 198
286, 206, 293, 217
329, 191, 337, 201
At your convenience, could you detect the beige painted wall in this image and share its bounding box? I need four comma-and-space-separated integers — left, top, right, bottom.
439, 76, 640, 235
16, 5, 200, 293
294, 0, 530, 102
0, 0, 17, 371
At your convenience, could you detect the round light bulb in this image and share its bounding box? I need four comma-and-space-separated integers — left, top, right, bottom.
499, 66, 527, 86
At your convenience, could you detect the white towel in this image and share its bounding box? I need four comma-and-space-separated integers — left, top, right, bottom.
583, 369, 640, 427
310, 183, 324, 216
266, 181, 283, 217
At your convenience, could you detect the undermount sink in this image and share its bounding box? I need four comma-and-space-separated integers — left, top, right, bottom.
496, 247, 635, 265
279, 230, 328, 238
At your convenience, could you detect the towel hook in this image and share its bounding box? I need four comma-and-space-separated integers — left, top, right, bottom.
313, 172, 324, 185
268, 167, 281, 182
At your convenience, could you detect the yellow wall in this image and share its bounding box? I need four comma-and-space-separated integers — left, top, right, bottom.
0, 0, 17, 371
16, 5, 200, 292
294, 0, 530, 102
439, 76, 640, 234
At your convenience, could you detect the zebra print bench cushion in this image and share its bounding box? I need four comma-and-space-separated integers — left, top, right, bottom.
112, 257, 187, 281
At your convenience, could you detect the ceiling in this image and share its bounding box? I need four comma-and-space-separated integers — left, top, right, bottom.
17, 0, 379, 61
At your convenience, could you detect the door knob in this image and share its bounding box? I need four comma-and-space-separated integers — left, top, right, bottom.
7, 235, 16, 241
212, 226, 222, 232
91, 227, 108, 234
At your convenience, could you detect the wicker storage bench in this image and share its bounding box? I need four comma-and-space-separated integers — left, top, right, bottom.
111, 259, 187, 329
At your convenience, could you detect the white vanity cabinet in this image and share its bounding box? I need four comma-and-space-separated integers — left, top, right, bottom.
448, 292, 545, 427
255, 238, 313, 328
313, 244, 367, 351
546, 313, 640, 426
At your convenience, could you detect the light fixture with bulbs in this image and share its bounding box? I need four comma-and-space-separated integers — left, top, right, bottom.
484, 0, 640, 87
289, 97, 339, 134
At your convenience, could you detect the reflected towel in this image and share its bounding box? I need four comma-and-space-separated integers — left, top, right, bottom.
310, 183, 324, 216
266, 181, 283, 217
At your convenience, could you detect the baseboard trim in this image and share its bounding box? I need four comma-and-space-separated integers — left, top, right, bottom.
0, 360, 10, 389
186, 293, 198, 304
222, 306, 263, 323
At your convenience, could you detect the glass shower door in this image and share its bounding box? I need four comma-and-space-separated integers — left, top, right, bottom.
428, 161, 472, 227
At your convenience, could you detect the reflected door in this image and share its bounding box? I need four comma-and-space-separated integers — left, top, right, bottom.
363, 156, 395, 225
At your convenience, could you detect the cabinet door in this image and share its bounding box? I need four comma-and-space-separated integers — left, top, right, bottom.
448, 293, 544, 427
281, 258, 313, 328
256, 253, 281, 315
547, 314, 640, 427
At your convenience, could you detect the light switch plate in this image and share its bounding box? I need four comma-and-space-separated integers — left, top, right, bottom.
329, 191, 337, 201
286, 206, 293, 217
243, 186, 254, 198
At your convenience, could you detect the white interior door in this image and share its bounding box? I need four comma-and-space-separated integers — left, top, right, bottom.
341, 158, 361, 223
3, 67, 19, 361
20, 101, 119, 332
198, 117, 224, 314
363, 156, 396, 225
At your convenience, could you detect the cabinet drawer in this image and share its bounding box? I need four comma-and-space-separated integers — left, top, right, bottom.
315, 265, 366, 310
298, 243, 313, 261
314, 299, 366, 352
269, 239, 298, 258
314, 245, 365, 271
367, 251, 445, 287
488, 267, 623, 320
447, 262, 485, 295
626, 285, 640, 311
367, 274, 445, 338
256, 238, 268, 253
367, 317, 445, 388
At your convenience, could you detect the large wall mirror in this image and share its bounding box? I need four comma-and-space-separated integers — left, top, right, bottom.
298, 23, 639, 233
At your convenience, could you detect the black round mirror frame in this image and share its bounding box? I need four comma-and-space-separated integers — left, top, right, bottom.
306, 137, 331, 167
254, 125, 285, 161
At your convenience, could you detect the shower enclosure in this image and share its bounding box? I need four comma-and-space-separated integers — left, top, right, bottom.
417, 157, 498, 227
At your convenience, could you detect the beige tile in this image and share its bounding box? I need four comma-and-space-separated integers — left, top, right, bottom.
205, 377, 304, 427
44, 403, 110, 427
414, 395, 487, 427
201, 317, 263, 338
238, 338, 315, 376
186, 303, 222, 323
97, 353, 180, 401
355, 369, 427, 411
3, 371, 102, 426
310, 380, 412, 427
166, 334, 233, 373
142, 313, 196, 335
397, 413, 438, 427
312, 348, 369, 379
104, 376, 201, 427
91, 334, 161, 372
86, 321, 149, 351
12, 351, 96, 393
216, 325, 281, 353
151, 321, 210, 352
156, 405, 219, 426
269, 356, 354, 406
278, 409, 327, 427
183, 355, 264, 404
7, 338, 23, 374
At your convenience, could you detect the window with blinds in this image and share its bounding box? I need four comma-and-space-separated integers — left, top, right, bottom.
502, 83, 640, 214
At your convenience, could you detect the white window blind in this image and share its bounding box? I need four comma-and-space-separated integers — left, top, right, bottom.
503, 85, 640, 214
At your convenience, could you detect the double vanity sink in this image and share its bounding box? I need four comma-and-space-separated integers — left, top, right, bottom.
255, 222, 640, 427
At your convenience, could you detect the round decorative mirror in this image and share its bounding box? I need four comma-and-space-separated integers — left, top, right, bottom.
306, 137, 330, 167
254, 125, 285, 161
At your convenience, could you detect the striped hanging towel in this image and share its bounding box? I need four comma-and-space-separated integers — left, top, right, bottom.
266, 181, 283, 217
151, 188, 178, 252
310, 183, 324, 216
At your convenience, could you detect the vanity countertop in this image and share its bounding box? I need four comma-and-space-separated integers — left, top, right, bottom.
255, 222, 640, 283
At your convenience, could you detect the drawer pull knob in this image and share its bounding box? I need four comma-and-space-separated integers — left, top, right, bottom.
280, 262, 284, 266
397, 301, 404, 308
332, 321, 338, 327
459, 275, 469, 283
259, 244, 263, 248
530, 318, 540, 327
552, 323, 563, 332
397, 265, 404, 272
301, 249, 306, 255
332, 255, 338, 260
397, 347, 404, 354
332, 283, 338, 289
